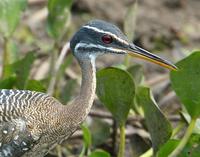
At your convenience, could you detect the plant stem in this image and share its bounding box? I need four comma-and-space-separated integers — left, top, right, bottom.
56, 145, 62, 157
79, 145, 86, 157
169, 117, 197, 157
112, 119, 118, 156
171, 121, 185, 138
2, 37, 9, 78
47, 42, 70, 95
118, 123, 125, 157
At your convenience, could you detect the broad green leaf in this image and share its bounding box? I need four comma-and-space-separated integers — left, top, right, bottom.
0, 0, 27, 38
89, 118, 110, 146
47, 0, 72, 39
127, 65, 144, 114
81, 125, 92, 148
157, 139, 180, 157
14, 52, 36, 89
127, 64, 144, 86
0, 76, 16, 89
170, 51, 200, 118
26, 80, 46, 92
4, 52, 36, 89
3, 63, 15, 78
96, 67, 135, 125
157, 136, 200, 157
89, 150, 111, 157
4, 39, 19, 64
136, 86, 172, 153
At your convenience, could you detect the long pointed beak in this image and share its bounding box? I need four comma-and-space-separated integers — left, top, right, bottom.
127, 44, 177, 71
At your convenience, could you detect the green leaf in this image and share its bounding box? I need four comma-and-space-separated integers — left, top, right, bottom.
0, 76, 16, 89
136, 86, 172, 153
190, 145, 200, 157
4, 51, 36, 89
89, 118, 111, 146
188, 133, 200, 145
96, 67, 135, 125
170, 51, 200, 118
127, 64, 144, 86
26, 80, 46, 92
89, 150, 111, 157
14, 52, 36, 89
0, 0, 27, 38
157, 139, 180, 157
127, 65, 144, 113
157, 136, 200, 157
4, 39, 19, 64
47, 0, 72, 39
81, 125, 92, 148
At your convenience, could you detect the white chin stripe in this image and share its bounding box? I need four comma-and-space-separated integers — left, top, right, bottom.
83, 25, 129, 46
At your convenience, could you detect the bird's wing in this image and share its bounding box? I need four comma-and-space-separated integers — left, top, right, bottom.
0, 89, 47, 157
0, 119, 37, 157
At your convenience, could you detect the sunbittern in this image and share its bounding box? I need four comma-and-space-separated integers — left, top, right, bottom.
0, 20, 177, 157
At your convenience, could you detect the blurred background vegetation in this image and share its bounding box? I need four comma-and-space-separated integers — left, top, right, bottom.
0, 0, 200, 157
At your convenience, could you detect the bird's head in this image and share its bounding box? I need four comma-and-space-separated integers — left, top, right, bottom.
70, 20, 177, 70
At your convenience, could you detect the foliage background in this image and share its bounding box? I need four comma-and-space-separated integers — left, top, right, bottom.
0, 0, 200, 157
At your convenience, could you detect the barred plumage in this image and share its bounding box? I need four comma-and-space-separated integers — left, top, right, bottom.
0, 90, 62, 156
0, 88, 82, 157
0, 90, 48, 122
0, 20, 176, 157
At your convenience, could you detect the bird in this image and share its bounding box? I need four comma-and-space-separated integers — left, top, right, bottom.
0, 19, 177, 157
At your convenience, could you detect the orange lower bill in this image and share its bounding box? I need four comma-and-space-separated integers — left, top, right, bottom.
128, 52, 177, 71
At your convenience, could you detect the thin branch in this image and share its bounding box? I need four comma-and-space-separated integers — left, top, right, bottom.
47, 42, 70, 95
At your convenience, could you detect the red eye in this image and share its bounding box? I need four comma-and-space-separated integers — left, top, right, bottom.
102, 35, 113, 44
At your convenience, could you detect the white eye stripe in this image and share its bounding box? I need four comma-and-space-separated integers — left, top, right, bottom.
83, 25, 129, 46
75, 43, 126, 54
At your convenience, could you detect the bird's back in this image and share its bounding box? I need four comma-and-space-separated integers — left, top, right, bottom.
0, 89, 51, 122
